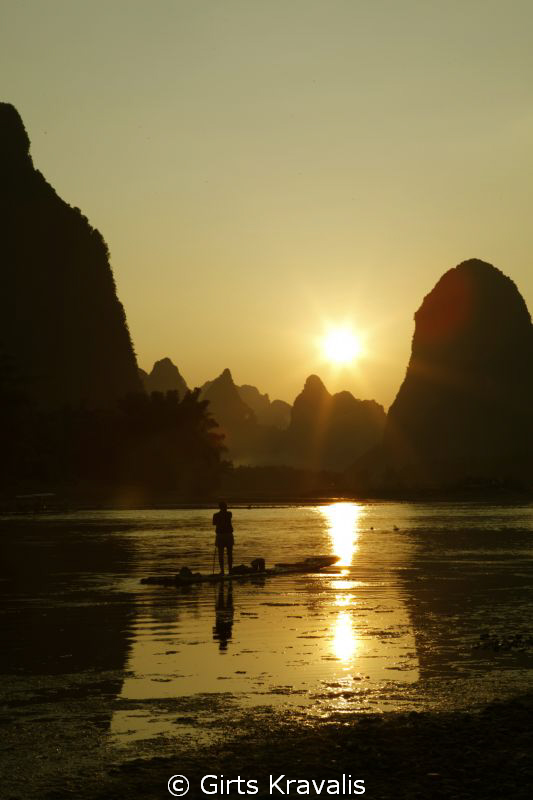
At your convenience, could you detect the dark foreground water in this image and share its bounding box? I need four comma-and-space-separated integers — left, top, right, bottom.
1, 502, 533, 798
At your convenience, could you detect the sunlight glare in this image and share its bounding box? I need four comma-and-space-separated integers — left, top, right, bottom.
334, 594, 355, 607
321, 501, 362, 566
332, 610, 357, 664
321, 327, 363, 365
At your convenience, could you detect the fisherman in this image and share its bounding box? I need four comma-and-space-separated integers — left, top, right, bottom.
212, 500, 234, 575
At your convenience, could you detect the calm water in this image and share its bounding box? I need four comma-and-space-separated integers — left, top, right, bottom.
2, 502, 533, 789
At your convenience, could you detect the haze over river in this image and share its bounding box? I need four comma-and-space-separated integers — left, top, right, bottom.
1, 502, 533, 796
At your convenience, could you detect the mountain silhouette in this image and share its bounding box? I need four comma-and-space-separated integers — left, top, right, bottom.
269, 399, 292, 429
237, 383, 291, 429
196, 370, 385, 470
201, 368, 256, 429
286, 374, 386, 470
199, 369, 262, 461
377, 258, 533, 489
0, 102, 141, 408
141, 357, 188, 398
237, 384, 269, 418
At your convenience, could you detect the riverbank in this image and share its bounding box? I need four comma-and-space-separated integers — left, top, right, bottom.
57, 692, 533, 800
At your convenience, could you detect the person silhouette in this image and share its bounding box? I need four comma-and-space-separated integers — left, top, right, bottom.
212, 582, 234, 651
212, 500, 234, 575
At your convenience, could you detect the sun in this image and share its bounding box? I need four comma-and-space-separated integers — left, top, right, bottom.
321, 327, 363, 365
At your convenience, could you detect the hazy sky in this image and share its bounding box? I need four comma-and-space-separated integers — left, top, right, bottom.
2, 0, 532, 407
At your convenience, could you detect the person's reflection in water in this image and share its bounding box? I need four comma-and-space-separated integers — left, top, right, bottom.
213, 582, 234, 652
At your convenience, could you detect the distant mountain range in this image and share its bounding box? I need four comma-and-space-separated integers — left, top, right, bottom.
141, 258, 533, 489
5, 104, 532, 492
139, 358, 188, 398
236, 384, 291, 429
140, 359, 386, 470
285, 374, 386, 470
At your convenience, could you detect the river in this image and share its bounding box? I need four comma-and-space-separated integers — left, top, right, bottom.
1, 502, 533, 796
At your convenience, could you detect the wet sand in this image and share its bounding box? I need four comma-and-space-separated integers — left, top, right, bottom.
93, 692, 533, 800
4, 690, 532, 799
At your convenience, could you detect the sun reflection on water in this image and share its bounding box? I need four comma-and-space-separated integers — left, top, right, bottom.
332, 610, 357, 664
320, 501, 362, 566
334, 594, 354, 607
319, 503, 363, 668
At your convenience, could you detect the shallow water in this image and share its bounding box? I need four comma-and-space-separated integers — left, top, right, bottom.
1, 502, 533, 793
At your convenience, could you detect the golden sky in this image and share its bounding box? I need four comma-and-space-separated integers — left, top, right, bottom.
2, 0, 532, 408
